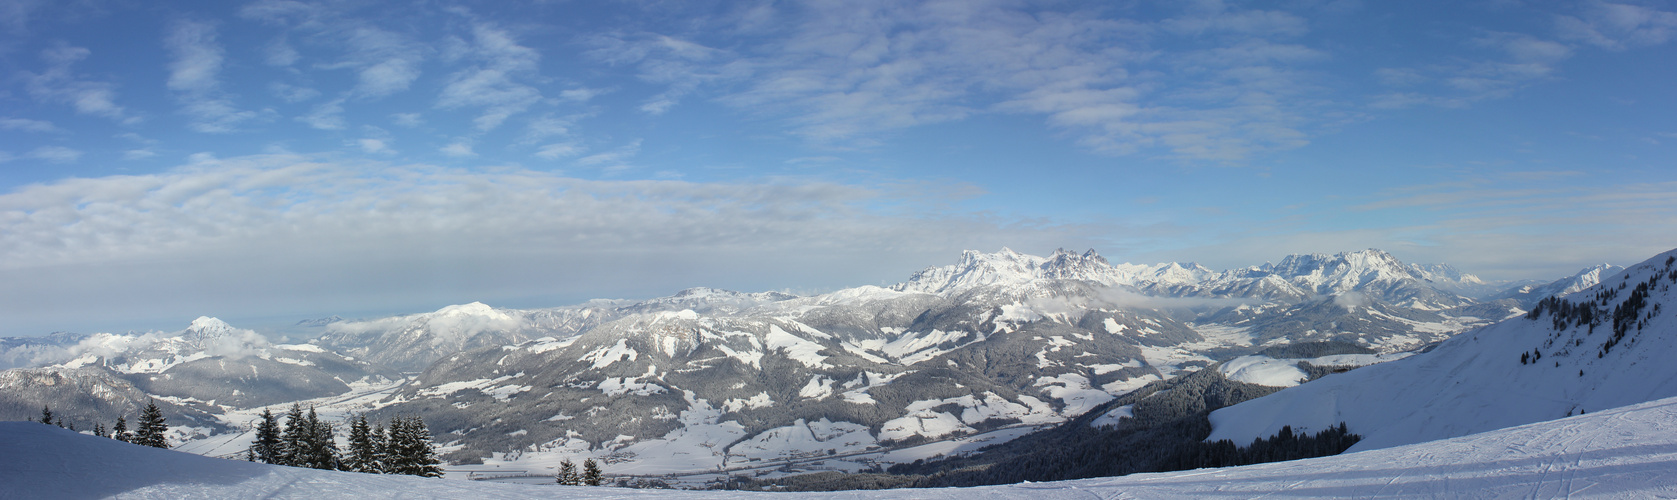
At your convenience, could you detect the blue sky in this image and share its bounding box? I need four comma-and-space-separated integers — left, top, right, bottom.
2, 0, 1675, 336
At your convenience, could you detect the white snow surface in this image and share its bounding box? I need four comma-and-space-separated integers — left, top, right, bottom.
9, 395, 1677, 498
1218, 352, 1412, 388
1209, 248, 1677, 452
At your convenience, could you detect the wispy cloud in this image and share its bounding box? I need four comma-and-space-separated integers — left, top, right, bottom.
391, 113, 423, 127
1556, 1, 1677, 50
1372, 3, 1676, 110
440, 140, 475, 157
165, 20, 258, 133
0, 117, 60, 133
341, 26, 425, 97
590, 1, 1333, 161
575, 139, 641, 171
28, 146, 82, 163
0, 155, 1094, 331
436, 22, 544, 131
21, 44, 134, 123
535, 142, 583, 160
298, 98, 346, 130
357, 138, 392, 154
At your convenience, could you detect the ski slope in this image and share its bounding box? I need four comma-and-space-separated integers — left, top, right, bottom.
1209, 249, 1677, 451
7, 394, 1677, 498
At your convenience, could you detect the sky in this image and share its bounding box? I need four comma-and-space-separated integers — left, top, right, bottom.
2, 0, 1675, 336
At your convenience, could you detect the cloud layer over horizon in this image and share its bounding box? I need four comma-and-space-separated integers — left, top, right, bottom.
2, 0, 1676, 335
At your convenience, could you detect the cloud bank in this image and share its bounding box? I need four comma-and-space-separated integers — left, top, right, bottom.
0, 154, 1099, 335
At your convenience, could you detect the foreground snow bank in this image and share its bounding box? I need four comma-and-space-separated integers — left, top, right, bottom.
7, 396, 1677, 498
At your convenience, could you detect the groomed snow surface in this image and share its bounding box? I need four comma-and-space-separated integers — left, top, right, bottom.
8, 395, 1677, 498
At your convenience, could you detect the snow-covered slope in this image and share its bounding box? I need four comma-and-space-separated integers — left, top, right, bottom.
1208, 248, 1677, 452
1494, 263, 1623, 307
314, 291, 800, 372
0, 317, 394, 423
8, 394, 1677, 498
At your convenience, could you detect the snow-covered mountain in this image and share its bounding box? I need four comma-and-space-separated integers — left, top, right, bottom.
0, 246, 1600, 479
313, 291, 801, 372
349, 247, 1515, 472
0, 366, 231, 440
1, 317, 395, 416
1492, 263, 1623, 308
1207, 248, 1677, 452
0, 331, 85, 370
9, 393, 1677, 497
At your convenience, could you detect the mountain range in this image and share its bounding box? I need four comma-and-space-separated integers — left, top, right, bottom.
0, 247, 1637, 482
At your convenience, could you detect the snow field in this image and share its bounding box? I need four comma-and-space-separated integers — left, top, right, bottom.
11, 395, 1677, 498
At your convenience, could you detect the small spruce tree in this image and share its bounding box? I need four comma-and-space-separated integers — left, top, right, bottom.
346, 415, 379, 473
370, 423, 389, 474
556, 459, 579, 485
113, 416, 131, 442
581, 458, 603, 486
39, 406, 53, 425
278, 403, 308, 466
251, 408, 282, 464
134, 400, 169, 448
301, 407, 339, 470
398, 416, 443, 478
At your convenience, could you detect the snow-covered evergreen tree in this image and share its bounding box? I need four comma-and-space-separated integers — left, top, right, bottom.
251, 408, 281, 464
581, 458, 603, 486
370, 423, 389, 473
556, 459, 578, 485
278, 403, 307, 466
39, 406, 52, 425
302, 407, 340, 470
345, 415, 379, 473
113, 416, 130, 442
384, 416, 442, 477
134, 400, 169, 448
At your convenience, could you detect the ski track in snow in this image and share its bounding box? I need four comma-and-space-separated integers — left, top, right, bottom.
8, 395, 1677, 498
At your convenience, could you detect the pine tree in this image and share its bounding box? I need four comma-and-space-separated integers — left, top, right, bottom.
54, 417, 65, 429
251, 408, 282, 464
279, 403, 307, 466
581, 458, 603, 486
385, 416, 443, 477
302, 407, 339, 470
39, 406, 53, 425
556, 459, 579, 485
113, 416, 131, 442
370, 423, 389, 474
381, 419, 407, 475
94, 423, 107, 438
346, 415, 379, 473
134, 400, 169, 448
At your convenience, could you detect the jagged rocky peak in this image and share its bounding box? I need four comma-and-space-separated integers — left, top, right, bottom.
899, 247, 1137, 295
1263, 249, 1424, 289
1408, 262, 1485, 285
1041, 248, 1112, 279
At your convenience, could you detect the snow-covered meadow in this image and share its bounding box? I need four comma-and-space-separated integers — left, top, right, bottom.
8, 393, 1677, 498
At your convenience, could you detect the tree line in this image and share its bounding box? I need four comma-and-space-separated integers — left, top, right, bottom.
247, 404, 443, 477
38, 401, 170, 449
